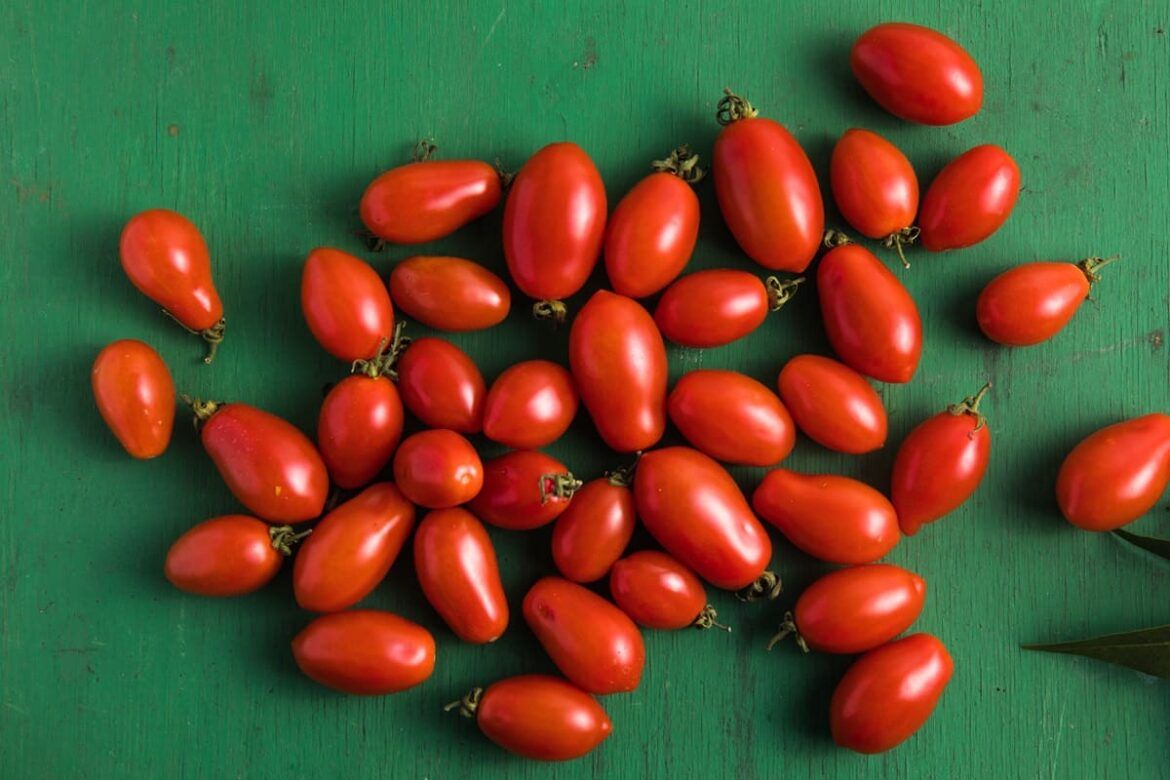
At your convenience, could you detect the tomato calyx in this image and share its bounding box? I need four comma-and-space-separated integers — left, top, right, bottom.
766, 611, 810, 653
693, 604, 732, 632
881, 226, 921, 269
350, 322, 412, 380
605, 454, 641, 488
766, 276, 805, 311
532, 300, 568, 325
443, 686, 484, 718
162, 309, 226, 364
650, 145, 705, 184
1077, 254, 1121, 288
716, 88, 759, 125
412, 138, 437, 162
179, 393, 222, 430
946, 381, 992, 435
736, 570, 783, 602
494, 157, 515, 191
539, 472, 583, 504
268, 524, 312, 556
822, 229, 854, 249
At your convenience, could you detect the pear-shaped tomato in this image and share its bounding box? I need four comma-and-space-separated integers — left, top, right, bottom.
300, 247, 394, 362
830, 129, 919, 263
977, 258, 1115, 346
360, 156, 501, 244
918, 145, 1020, 251
654, 270, 802, 348
165, 515, 302, 596
482, 360, 578, 450
668, 369, 795, 466
551, 474, 636, 583
469, 450, 579, 530
316, 369, 403, 490
292, 610, 435, 695
609, 551, 724, 631
777, 354, 887, 454
395, 337, 485, 433
92, 339, 175, 459
388, 255, 510, 332
392, 429, 483, 509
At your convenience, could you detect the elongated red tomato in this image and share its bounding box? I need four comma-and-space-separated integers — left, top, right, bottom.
293, 483, 415, 612
292, 610, 435, 695
604, 146, 701, 297
388, 256, 510, 332
634, 447, 773, 591
523, 577, 645, 694
818, 241, 922, 383
654, 269, 802, 348
752, 469, 900, 564
777, 354, 887, 453
165, 515, 300, 596
609, 551, 722, 631
977, 258, 1115, 346
891, 385, 992, 535
713, 90, 823, 272
551, 475, 636, 583
830, 129, 919, 259
317, 369, 404, 490
414, 508, 508, 643
469, 450, 580, 530
1056, 414, 1170, 531
392, 429, 483, 509
119, 208, 225, 362
396, 337, 485, 433
668, 370, 795, 466
92, 339, 175, 459
830, 634, 953, 754
482, 360, 579, 449
851, 23, 983, 125
569, 290, 667, 453
918, 145, 1020, 251
300, 247, 394, 362
360, 157, 501, 244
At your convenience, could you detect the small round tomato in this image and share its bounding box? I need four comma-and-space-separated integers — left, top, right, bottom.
977, 258, 1117, 346
292, 610, 435, 695
523, 577, 645, 694
414, 508, 509, 643
830, 634, 954, 754
610, 551, 724, 631
654, 269, 803, 348
1056, 413, 1170, 531
851, 23, 983, 125
777, 354, 887, 453
469, 450, 580, 530
668, 369, 795, 466
360, 156, 502, 244
551, 474, 636, 583
395, 337, 485, 433
301, 247, 394, 362
388, 255, 511, 332
918, 145, 1020, 251
92, 339, 175, 459
293, 483, 416, 612
392, 429, 483, 509
165, 515, 302, 596
316, 368, 404, 490
752, 469, 900, 564
830, 129, 919, 263
482, 360, 579, 449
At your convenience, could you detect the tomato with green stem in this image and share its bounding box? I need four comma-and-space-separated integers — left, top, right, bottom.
609, 551, 728, 631
918, 145, 1020, 251
396, 337, 485, 434
777, 354, 887, 454
392, 429, 483, 509
301, 247, 394, 362
830, 128, 920, 265
92, 339, 175, 459
292, 610, 435, 695
482, 360, 579, 450
668, 369, 795, 466
388, 255, 511, 332
654, 269, 803, 348
165, 515, 307, 596
469, 450, 580, 530
551, 471, 636, 583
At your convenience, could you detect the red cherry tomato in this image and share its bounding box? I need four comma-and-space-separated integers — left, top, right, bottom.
817, 241, 922, 383
752, 469, 900, 564
891, 385, 992, 535
668, 369, 795, 466
414, 508, 509, 643
523, 577, 645, 694
293, 483, 416, 612
317, 370, 404, 490
292, 610, 435, 695
392, 429, 483, 509
609, 551, 722, 631
360, 156, 501, 244
654, 269, 802, 348
119, 208, 225, 362
482, 360, 579, 449
395, 337, 485, 433
634, 447, 773, 592
1056, 414, 1170, 531
830, 129, 919, 260
165, 515, 300, 596
469, 450, 580, 530
830, 633, 953, 754
976, 258, 1116, 346
918, 145, 1020, 251
777, 354, 887, 453
300, 247, 394, 362
92, 339, 175, 459
388, 255, 511, 332
569, 290, 667, 453
713, 91, 824, 273
851, 23, 983, 125
551, 475, 636, 583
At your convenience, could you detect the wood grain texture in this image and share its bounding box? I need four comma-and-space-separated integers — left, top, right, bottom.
2, 0, 1168, 777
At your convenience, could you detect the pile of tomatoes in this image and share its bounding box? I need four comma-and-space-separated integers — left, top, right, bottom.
90, 21, 1170, 762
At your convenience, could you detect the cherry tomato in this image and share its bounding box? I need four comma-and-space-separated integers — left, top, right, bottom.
668, 369, 795, 466
713, 90, 823, 273
851, 22, 983, 125
414, 508, 509, 643
891, 384, 992, 535
752, 469, 900, 564
469, 450, 580, 530
817, 241, 922, 383
165, 515, 302, 596
523, 577, 645, 694
569, 290, 667, 453
604, 146, 701, 297
92, 339, 175, 459
293, 483, 416, 612
830, 129, 919, 261
395, 337, 485, 433
654, 269, 802, 348
316, 369, 404, 490
292, 610, 435, 695
360, 156, 501, 244
388, 255, 511, 332
830, 633, 953, 754
551, 475, 636, 583
918, 145, 1020, 252
634, 447, 773, 592
392, 429, 483, 509
1056, 413, 1170, 531
609, 551, 723, 631
777, 354, 887, 454
300, 247, 394, 362
977, 258, 1116, 346
482, 360, 579, 449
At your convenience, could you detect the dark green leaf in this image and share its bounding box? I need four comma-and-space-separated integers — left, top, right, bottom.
1022, 625, 1170, 680
1114, 529, 1170, 563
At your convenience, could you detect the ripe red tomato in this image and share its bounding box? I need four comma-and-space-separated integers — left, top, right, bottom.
1056, 413, 1170, 531
654, 269, 802, 348
392, 429, 483, 509
360, 157, 501, 244
817, 241, 922, 383
976, 258, 1116, 346
752, 469, 900, 564
119, 208, 225, 362
891, 384, 992, 535
292, 610, 435, 695
830, 633, 953, 754
551, 475, 636, 583
293, 483, 416, 612
300, 247, 394, 362
165, 515, 301, 596
851, 22, 983, 125
523, 577, 645, 694
395, 337, 485, 433
918, 145, 1020, 251
414, 508, 509, 643
469, 450, 580, 530
609, 551, 723, 631
388, 255, 511, 332
569, 290, 667, 453
777, 354, 887, 454
316, 370, 404, 490
92, 339, 175, 459
668, 369, 795, 466
830, 129, 919, 262
634, 447, 773, 592
713, 90, 823, 272
482, 360, 579, 449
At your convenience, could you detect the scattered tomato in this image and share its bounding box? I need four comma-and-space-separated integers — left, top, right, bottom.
292, 610, 435, 695
482, 360, 579, 449
395, 337, 485, 433
300, 247, 394, 362
316, 365, 404, 490
551, 474, 636, 583
388, 255, 511, 332
777, 354, 887, 453
654, 269, 803, 348
92, 339, 175, 459
165, 515, 302, 596
668, 369, 796, 466
392, 429, 483, 508
830, 129, 919, 263
469, 450, 580, 530
918, 145, 1020, 251
977, 258, 1117, 346
609, 551, 724, 631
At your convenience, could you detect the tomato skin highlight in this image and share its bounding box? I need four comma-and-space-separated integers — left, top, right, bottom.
605, 170, 699, 297
360, 159, 501, 244
300, 247, 394, 362
473, 675, 612, 761
609, 551, 709, 630
396, 337, 485, 433
164, 515, 283, 596
918, 145, 1020, 251
551, 477, 636, 583
469, 450, 577, 530
976, 262, 1092, 346
482, 360, 579, 449
791, 564, 926, 654
392, 429, 483, 509
830, 129, 919, 239
777, 354, 887, 454
388, 256, 510, 332
668, 369, 795, 466
92, 339, 175, 459
654, 270, 771, 348
292, 610, 435, 695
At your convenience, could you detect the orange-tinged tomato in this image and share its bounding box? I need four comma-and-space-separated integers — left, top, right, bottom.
830, 129, 919, 257
360, 158, 501, 244
918, 145, 1020, 252
551, 475, 636, 583
976, 258, 1115, 346
165, 515, 298, 596
292, 610, 435, 695
92, 339, 175, 459
777, 354, 887, 454
392, 429, 483, 509
388, 256, 511, 332
316, 372, 404, 490
396, 337, 485, 433
300, 247, 394, 362
654, 269, 802, 348
609, 551, 720, 631
668, 369, 795, 466
469, 450, 579, 530
482, 360, 579, 449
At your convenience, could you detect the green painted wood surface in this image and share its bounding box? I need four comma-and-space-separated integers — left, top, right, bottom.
3, 1, 1169, 777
